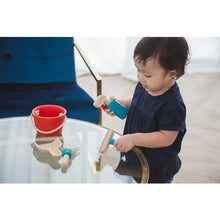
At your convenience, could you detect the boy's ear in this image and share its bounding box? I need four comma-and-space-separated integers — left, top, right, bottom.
169, 70, 177, 79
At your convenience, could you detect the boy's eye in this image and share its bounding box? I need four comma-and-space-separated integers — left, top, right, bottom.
145, 75, 151, 78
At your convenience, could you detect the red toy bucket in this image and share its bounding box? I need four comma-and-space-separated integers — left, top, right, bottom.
31, 105, 66, 136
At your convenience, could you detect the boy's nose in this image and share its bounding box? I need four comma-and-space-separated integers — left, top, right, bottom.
138, 72, 143, 81
138, 75, 145, 84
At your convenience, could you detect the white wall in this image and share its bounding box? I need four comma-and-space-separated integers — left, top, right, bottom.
75, 37, 220, 81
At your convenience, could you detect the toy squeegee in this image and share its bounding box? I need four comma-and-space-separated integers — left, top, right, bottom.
98, 129, 116, 154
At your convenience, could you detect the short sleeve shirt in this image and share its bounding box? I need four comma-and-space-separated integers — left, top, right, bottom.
123, 82, 186, 183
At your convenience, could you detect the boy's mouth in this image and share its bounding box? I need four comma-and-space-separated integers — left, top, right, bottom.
142, 84, 152, 93
142, 84, 147, 89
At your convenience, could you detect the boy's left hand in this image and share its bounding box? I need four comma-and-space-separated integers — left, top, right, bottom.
113, 134, 135, 152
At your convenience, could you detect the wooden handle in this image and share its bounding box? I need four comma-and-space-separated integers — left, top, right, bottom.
62, 154, 69, 168
61, 154, 70, 173
93, 95, 110, 107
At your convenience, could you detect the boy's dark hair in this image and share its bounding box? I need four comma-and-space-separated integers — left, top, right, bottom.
134, 37, 189, 79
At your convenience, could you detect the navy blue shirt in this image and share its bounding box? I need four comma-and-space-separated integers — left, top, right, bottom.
123, 82, 186, 183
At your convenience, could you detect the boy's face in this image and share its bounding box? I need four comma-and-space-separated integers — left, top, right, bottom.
134, 56, 176, 96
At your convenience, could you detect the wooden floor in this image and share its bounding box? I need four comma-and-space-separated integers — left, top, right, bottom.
78, 73, 220, 183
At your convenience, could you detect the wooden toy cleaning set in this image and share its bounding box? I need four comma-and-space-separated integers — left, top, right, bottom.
31, 96, 128, 172
31, 104, 78, 173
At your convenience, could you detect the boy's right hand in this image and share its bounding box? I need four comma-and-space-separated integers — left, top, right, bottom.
103, 96, 116, 117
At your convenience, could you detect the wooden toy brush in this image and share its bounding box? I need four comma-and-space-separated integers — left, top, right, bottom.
32, 145, 61, 169
34, 138, 63, 159
93, 95, 129, 119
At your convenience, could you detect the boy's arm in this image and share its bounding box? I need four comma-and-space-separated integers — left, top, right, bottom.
113, 130, 178, 152
115, 98, 132, 109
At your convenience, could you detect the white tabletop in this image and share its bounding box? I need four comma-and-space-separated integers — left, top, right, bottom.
0, 117, 149, 183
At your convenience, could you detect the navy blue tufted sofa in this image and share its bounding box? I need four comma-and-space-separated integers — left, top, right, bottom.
0, 37, 102, 124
